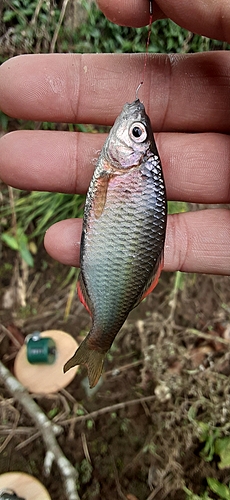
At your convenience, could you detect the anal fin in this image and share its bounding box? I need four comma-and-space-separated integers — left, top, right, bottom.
77, 272, 93, 317
133, 254, 164, 309
141, 256, 164, 301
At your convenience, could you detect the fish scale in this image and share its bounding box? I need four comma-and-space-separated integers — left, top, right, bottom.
84, 173, 163, 313
64, 99, 167, 387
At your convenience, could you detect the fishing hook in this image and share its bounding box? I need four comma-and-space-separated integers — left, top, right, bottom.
135, 82, 143, 101
149, 0, 153, 16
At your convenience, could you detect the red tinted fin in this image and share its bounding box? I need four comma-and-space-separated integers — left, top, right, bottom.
77, 272, 93, 317
141, 257, 164, 301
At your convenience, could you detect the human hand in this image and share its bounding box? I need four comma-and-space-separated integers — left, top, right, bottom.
97, 0, 230, 41
0, 1, 229, 276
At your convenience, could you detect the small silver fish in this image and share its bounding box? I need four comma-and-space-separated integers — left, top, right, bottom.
64, 99, 167, 387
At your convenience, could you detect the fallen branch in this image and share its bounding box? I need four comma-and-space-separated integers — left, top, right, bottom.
0, 361, 81, 500
60, 394, 156, 426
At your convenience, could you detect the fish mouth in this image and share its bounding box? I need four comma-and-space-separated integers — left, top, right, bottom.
120, 99, 151, 131
123, 98, 145, 118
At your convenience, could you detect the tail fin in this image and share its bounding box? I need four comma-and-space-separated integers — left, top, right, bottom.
64, 337, 105, 388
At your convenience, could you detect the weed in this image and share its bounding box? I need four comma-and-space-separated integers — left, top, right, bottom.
197, 422, 230, 469
120, 418, 130, 434
183, 485, 213, 500
1, 227, 34, 266
1, 189, 85, 265
79, 458, 93, 484
0, 111, 9, 131
184, 479, 230, 500
143, 442, 156, 455
198, 422, 221, 462
207, 478, 230, 500
86, 419, 94, 430
76, 408, 85, 416
47, 407, 59, 419
168, 201, 189, 214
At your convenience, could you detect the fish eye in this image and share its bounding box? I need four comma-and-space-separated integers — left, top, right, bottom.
129, 122, 147, 143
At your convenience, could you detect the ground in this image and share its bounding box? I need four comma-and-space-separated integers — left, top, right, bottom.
1, 245, 230, 500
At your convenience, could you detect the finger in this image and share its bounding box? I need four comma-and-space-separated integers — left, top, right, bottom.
156, 0, 230, 42
44, 209, 230, 275
97, 0, 230, 42
45, 218, 82, 268
0, 130, 104, 195
0, 130, 230, 204
97, 0, 165, 27
0, 53, 230, 132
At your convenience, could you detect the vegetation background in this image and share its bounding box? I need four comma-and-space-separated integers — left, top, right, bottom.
0, 2, 230, 500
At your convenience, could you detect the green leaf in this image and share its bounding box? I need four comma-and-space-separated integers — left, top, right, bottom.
183, 485, 213, 499
19, 245, 34, 267
215, 437, 230, 469
1, 233, 19, 250
3, 10, 16, 22
207, 478, 230, 500
47, 408, 59, 419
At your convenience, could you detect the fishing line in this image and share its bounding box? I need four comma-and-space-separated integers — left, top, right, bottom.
136, 0, 153, 99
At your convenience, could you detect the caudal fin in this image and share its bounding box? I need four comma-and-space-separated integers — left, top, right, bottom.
64, 337, 105, 388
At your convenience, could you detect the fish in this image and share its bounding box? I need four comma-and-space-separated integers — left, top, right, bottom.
64, 98, 167, 388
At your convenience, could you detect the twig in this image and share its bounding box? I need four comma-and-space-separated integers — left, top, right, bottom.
0, 323, 22, 349
0, 401, 20, 453
50, 0, 70, 53
105, 360, 142, 377
15, 430, 41, 450
0, 361, 81, 500
137, 319, 153, 388
8, 186, 17, 235
146, 484, 164, 500
31, 0, 44, 25
185, 328, 230, 346
81, 432, 91, 463
111, 454, 127, 500
0, 426, 35, 434
166, 270, 182, 324
60, 394, 156, 426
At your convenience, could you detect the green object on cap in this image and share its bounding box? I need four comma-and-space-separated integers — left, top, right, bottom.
26, 332, 56, 365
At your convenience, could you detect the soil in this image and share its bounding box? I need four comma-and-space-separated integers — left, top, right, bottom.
1, 245, 230, 500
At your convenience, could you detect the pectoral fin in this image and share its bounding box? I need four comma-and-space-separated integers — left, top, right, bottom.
93, 174, 110, 218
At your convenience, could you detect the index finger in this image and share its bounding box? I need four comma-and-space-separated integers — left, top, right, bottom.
0, 52, 230, 133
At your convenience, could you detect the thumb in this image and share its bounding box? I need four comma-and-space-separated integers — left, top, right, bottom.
96, 0, 165, 28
